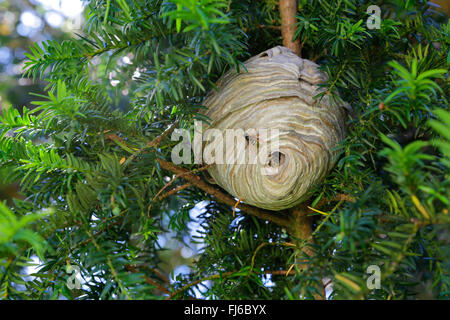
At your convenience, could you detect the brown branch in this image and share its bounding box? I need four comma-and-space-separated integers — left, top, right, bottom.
167, 272, 234, 299
315, 193, 355, 209
266, 270, 296, 276
68, 218, 123, 253
125, 265, 171, 295
164, 193, 433, 301
257, 24, 282, 30
242, 24, 282, 33
104, 133, 126, 144
249, 242, 296, 276
152, 165, 211, 202
157, 159, 291, 227
125, 264, 171, 285
289, 204, 315, 257
167, 269, 296, 299
147, 120, 180, 148
123, 120, 180, 167
287, 194, 355, 299
157, 183, 192, 201
289, 203, 325, 300
104, 123, 291, 227
143, 267, 171, 285
279, 0, 301, 56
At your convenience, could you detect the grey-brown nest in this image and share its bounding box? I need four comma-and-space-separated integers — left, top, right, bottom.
199, 46, 347, 211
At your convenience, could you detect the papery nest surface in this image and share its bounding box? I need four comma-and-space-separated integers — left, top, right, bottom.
199, 46, 347, 211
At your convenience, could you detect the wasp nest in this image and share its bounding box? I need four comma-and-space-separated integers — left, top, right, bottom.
200, 46, 347, 211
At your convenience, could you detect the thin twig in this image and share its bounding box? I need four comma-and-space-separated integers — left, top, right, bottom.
167, 269, 297, 299
68, 218, 123, 253
104, 124, 290, 227
125, 265, 171, 294
315, 193, 355, 209
249, 242, 296, 276
123, 120, 180, 167
232, 198, 241, 217
124, 264, 171, 285
257, 24, 282, 30
157, 159, 291, 227
157, 183, 192, 201
152, 164, 211, 202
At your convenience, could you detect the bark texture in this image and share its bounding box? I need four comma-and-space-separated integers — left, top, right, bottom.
279, 0, 301, 55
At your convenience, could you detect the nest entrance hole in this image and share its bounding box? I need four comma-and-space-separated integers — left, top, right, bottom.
268, 151, 286, 168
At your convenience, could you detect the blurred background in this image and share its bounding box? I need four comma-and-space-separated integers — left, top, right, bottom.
0, 0, 85, 212
0, 0, 84, 110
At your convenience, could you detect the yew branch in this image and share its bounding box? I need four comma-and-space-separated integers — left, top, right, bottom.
157, 159, 290, 227
167, 269, 297, 299
125, 265, 171, 295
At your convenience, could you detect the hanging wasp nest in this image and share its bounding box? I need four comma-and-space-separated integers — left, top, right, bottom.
199, 46, 347, 211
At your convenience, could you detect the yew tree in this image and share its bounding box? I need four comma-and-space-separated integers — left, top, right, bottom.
0, 0, 449, 300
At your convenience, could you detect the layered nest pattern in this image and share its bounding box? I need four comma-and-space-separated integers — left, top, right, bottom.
200, 46, 347, 211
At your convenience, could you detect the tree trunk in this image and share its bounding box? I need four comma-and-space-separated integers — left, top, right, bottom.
280, 0, 323, 300
279, 0, 301, 56
289, 204, 325, 299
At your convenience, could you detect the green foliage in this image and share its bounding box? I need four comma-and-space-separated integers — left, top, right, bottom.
163, 0, 231, 32
0, 202, 53, 299
0, 0, 448, 300
383, 57, 446, 128
430, 109, 450, 168
0, 202, 52, 259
